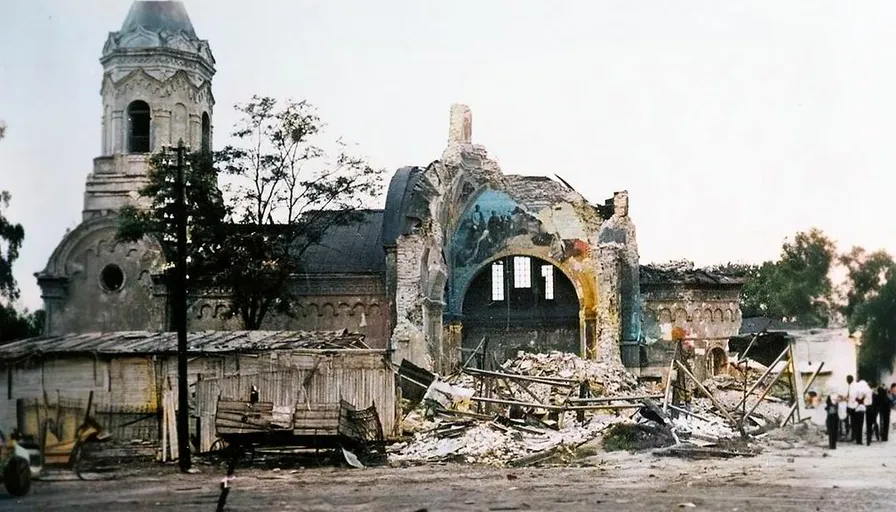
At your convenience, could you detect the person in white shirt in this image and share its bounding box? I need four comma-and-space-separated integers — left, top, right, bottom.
854, 378, 873, 445
857, 379, 875, 445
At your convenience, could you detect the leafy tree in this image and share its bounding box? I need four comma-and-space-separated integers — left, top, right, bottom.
0, 306, 44, 342
711, 261, 781, 318
774, 228, 837, 326
0, 190, 45, 342
0, 191, 24, 302
117, 151, 228, 283
118, 96, 384, 330
840, 247, 896, 380
713, 228, 836, 326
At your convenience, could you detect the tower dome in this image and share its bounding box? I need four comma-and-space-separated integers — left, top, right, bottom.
120, 1, 197, 38
100, 1, 215, 85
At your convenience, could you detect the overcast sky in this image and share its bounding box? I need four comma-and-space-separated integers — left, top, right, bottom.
2, 0, 895, 311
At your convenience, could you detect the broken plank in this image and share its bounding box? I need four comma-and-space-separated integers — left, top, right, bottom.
676, 360, 744, 436
568, 394, 664, 403
218, 401, 274, 411
463, 367, 577, 387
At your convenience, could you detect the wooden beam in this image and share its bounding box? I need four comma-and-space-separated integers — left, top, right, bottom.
780, 361, 825, 428
732, 346, 790, 411
676, 360, 744, 436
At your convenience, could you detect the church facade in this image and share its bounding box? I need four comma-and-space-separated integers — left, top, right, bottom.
35, 1, 744, 377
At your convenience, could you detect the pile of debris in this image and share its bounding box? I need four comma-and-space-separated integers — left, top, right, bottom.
393, 333, 813, 465
391, 351, 671, 466
501, 351, 641, 397
391, 413, 614, 466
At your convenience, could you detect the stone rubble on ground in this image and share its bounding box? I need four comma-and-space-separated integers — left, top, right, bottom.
500, 351, 641, 397
391, 351, 655, 465
390, 417, 613, 466
391, 350, 792, 465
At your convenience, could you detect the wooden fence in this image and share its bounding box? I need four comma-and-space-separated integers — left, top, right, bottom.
194, 351, 397, 452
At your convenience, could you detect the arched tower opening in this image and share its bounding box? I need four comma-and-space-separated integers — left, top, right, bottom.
201, 112, 211, 153
461, 255, 580, 366
127, 100, 151, 153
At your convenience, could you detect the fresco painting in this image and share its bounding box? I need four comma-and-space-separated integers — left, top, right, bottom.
451, 189, 588, 269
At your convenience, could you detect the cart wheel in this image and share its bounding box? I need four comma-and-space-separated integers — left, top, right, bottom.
4, 456, 31, 497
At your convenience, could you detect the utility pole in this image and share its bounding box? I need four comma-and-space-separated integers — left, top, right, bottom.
173, 140, 191, 471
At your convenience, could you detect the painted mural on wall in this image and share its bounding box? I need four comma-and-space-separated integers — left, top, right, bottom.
452, 190, 588, 269
446, 189, 589, 316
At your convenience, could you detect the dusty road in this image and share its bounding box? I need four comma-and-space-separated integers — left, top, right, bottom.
4, 427, 896, 511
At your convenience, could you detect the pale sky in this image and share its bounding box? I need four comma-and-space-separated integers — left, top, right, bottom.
1, 0, 895, 311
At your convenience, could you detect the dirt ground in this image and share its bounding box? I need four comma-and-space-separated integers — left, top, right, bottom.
4, 424, 896, 511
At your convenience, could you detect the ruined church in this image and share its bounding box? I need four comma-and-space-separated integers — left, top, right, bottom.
33, 1, 744, 380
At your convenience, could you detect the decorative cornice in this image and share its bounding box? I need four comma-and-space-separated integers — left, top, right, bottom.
101, 27, 215, 69
100, 68, 214, 107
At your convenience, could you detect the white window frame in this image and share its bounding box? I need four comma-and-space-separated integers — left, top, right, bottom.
513, 256, 531, 289
491, 262, 505, 301
541, 265, 555, 300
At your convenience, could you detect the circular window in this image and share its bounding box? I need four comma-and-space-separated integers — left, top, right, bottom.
100, 264, 125, 292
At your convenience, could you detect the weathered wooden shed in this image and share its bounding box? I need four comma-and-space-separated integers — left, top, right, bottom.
0, 330, 399, 454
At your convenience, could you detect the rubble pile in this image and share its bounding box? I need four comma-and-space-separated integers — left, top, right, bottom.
390, 417, 612, 466
671, 406, 737, 440
392, 341, 807, 464
391, 351, 653, 466
501, 351, 641, 397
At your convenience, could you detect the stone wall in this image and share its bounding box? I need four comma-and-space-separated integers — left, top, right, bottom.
387, 104, 634, 372
640, 282, 743, 380
37, 217, 167, 335
186, 275, 390, 348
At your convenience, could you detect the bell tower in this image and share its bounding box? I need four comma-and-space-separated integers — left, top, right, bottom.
84, 1, 216, 220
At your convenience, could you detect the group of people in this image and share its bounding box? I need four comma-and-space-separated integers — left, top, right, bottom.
825, 375, 896, 449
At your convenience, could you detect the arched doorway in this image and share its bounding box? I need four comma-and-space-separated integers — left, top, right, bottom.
709, 347, 728, 376
461, 255, 580, 367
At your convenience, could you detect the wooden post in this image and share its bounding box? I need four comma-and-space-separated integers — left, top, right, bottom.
741, 359, 792, 427
732, 346, 790, 411
662, 344, 679, 414
781, 362, 825, 428
676, 360, 744, 436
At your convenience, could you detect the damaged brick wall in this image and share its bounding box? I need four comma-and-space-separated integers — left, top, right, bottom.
386, 103, 638, 372
185, 275, 391, 348
597, 191, 641, 345
640, 277, 744, 380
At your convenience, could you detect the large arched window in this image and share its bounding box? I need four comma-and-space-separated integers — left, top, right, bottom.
127, 100, 151, 153
201, 112, 211, 153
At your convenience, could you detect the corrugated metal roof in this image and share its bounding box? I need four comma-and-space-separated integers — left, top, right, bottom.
0, 330, 371, 360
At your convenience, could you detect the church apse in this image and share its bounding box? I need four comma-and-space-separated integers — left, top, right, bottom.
445, 186, 601, 363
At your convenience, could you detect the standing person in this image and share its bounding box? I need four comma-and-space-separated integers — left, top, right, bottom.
838, 396, 848, 440
875, 383, 892, 442
845, 375, 857, 441
825, 394, 840, 449
855, 378, 871, 445
866, 381, 881, 443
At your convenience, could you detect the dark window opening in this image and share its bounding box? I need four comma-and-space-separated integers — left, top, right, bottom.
127, 100, 151, 153
462, 255, 580, 364
201, 112, 211, 153
100, 264, 125, 292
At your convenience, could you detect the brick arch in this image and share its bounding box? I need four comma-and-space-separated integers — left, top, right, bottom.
457, 249, 594, 315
